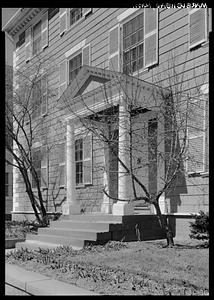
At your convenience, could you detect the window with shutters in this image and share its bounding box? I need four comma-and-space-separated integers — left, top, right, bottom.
187, 98, 206, 174
69, 53, 82, 83
58, 142, 66, 187
75, 134, 92, 186
120, 9, 158, 75
25, 11, 48, 62
69, 8, 92, 27
189, 8, 208, 50
31, 146, 47, 188
32, 75, 47, 120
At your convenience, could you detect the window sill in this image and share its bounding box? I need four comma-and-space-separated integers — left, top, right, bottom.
188, 171, 209, 178
76, 183, 93, 189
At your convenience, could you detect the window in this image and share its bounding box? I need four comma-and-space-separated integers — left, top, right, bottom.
70, 8, 83, 26
60, 8, 92, 36
75, 138, 83, 184
69, 53, 82, 83
48, 8, 59, 20
32, 75, 47, 120
109, 9, 158, 73
5, 173, 9, 196
31, 147, 47, 188
32, 21, 42, 56
16, 31, 25, 49
148, 118, 158, 195
25, 12, 48, 62
123, 13, 144, 74
75, 134, 92, 186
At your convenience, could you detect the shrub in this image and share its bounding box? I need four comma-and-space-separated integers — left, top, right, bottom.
189, 211, 209, 243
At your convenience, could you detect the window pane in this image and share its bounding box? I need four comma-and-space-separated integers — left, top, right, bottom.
137, 28, 144, 42
131, 47, 137, 60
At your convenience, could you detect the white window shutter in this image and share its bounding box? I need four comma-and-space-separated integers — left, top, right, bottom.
83, 134, 92, 184
187, 99, 205, 173
208, 8, 212, 33
144, 8, 158, 68
82, 44, 91, 66
41, 146, 48, 188
189, 8, 207, 49
58, 142, 66, 186
59, 8, 67, 36
41, 11, 48, 49
83, 8, 92, 17
187, 136, 204, 173
41, 75, 48, 115
59, 60, 67, 97
109, 25, 120, 71
25, 26, 32, 62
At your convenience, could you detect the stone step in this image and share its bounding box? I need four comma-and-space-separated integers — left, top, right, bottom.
23, 234, 86, 249
61, 214, 123, 223
16, 240, 82, 251
49, 220, 122, 232
37, 228, 111, 241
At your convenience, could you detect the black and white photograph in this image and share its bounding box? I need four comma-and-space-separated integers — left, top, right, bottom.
3, 6, 209, 295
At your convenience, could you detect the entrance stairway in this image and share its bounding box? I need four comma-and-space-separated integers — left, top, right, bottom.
16, 211, 165, 251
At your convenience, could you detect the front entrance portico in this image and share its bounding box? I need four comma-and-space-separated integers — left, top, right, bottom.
59, 65, 164, 216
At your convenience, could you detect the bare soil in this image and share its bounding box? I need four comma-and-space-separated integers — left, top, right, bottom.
5, 239, 209, 295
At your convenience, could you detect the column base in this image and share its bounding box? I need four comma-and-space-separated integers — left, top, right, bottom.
62, 203, 81, 215
112, 201, 134, 215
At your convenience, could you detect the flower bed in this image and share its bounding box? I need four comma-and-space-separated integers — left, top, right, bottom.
5, 240, 209, 295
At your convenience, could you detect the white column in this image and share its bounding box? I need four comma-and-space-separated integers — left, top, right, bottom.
112, 99, 134, 215
62, 120, 80, 215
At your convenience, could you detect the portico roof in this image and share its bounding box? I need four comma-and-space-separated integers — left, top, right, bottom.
58, 65, 169, 117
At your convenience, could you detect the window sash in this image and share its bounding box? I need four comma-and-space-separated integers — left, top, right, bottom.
75, 138, 83, 184
70, 8, 83, 26
69, 53, 82, 83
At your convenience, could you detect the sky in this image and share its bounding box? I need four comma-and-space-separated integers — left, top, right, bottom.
2, 7, 20, 65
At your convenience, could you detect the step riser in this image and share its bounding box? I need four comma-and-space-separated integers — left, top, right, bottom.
50, 221, 110, 231
25, 234, 86, 246
16, 241, 83, 251
50, 221, 123, 232
37, 229, 111, 241
61, 215, 123, 223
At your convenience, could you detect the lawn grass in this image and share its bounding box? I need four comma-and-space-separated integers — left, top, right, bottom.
5, 239, 209, 295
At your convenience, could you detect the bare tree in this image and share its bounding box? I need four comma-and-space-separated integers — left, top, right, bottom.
60, 57, 207, 246
5, 56, 63, 226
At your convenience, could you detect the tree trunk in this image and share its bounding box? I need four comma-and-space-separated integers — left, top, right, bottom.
153, 202, 174, 247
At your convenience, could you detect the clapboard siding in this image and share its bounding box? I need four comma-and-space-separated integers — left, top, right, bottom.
12, 8, 209, 215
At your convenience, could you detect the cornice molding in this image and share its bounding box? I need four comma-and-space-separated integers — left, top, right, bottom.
3, 8, 44, 38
